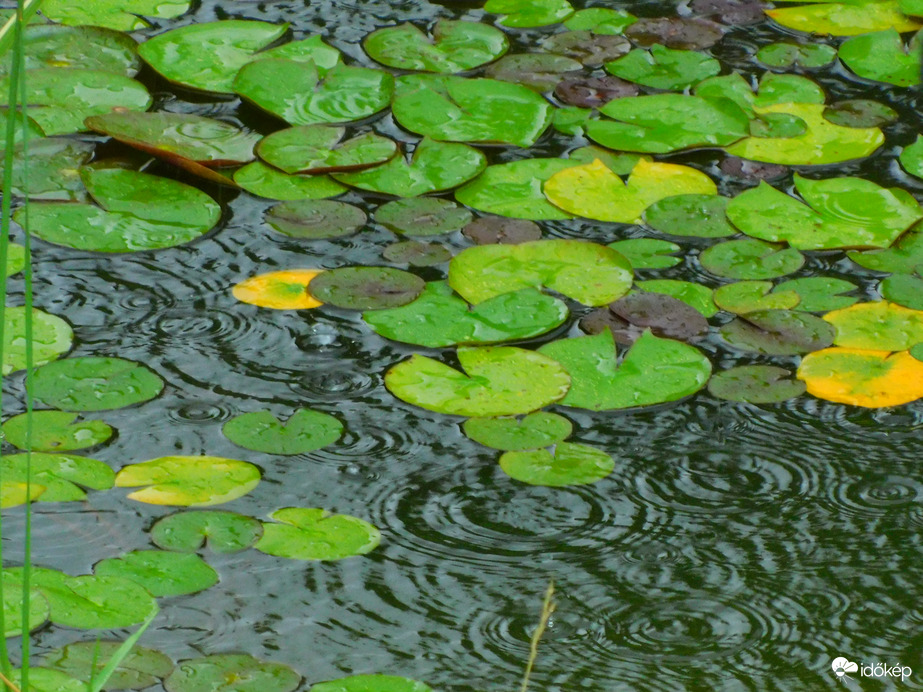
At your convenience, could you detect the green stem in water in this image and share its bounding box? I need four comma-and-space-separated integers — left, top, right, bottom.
519, 579, 555, 692
0, 0, 41, 59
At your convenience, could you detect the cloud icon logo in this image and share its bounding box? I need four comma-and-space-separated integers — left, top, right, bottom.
832, 657, 859, 678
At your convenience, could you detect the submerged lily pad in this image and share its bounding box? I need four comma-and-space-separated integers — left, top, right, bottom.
309, 267, 424, 310
222, 409, 343, 455
766, 0, 921, 36
699, 238, 805, 279
485, 53, 582, 91
364, 20, 508, 73
708, 365, 806, 403
485, 0, 575, 27
554, 75, 638, 108
462, 216, 542, 245
375, 197, 472, 236
0, 138, 95, 201
255, 508, 381, 560
825, 301, 923, 350
383, 241, 451, 266
463, 412, 572, 451
1, 453, 114, 504
839, 29, 922, 86
164, 655, 300, 692
257, 126, 396, 175
152, 511, 264, 554
0, 25, 140, 76
625, 17, 724, 49
115, 456, 261, 506
823, 100, 898, 128
2, 411, 112, 452
543, 32, 631, 67
775, 277, 859, 312
43, 0, 190, 31
645, 194, 735, 238
32, 356, 163, 411
756, 42, 837, 68
42, 642, 174, 691
233, 270, 324, 309
266, 200, 367, 239
720, 309, 836, 355
606, 45, 721, 90
3, 307, 73, 375
798, 347, 923, 407
234, 162, 347, 201
455, 158, 577, 220
500, 442, 614, 486
95, 550, 218, 597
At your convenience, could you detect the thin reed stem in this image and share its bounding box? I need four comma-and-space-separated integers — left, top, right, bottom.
519, 579, 555, 692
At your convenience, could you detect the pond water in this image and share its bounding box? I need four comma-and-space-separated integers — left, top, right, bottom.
3, 0, 923, 690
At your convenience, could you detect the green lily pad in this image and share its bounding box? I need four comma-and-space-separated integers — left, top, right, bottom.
258, 126, 396, 175
455, 158, 577, 220
699, 238, 805, 279
564, 8, 637, 34
912, 343, 923, 362
694, 72, 826, 114
606, 44, 721, 91
0, 108, 45, 151
0, 68, 150, 136
42, 642, 174, 691
266, 200, 367, 239
384, 241, 451, 266
363, 281, 567, 347
33, 356, 163, 411
308, 266, 425, 310
463, 412, 572, 451
364, 20, 508, 73
825, 300, 923, 350
634, 279, 719, 318
774, 277, 859, 312
587, 94, 751, 153
847, 229, 923, 273
222, 409, 343, 455
756, 42, 837, 68
375, 198, 472, 237
392, 74, 552, 147
0, 138, 95, 201
766, 0, 920, 36
1, 452, 114, 504
880, 272, 923, 309
309, 676, 433, 692
95, 550, 218, 597
714, 281, 801, 314
568, 147, 648, 174
499, 442, 614, 486
726, 175, 922, 250
707, 365, 807, 403
607, 239, 681, 270
152, 510, 263, 554
544, 158, 717, 223
115, 455, 261, 506
538, 330, 711, 410
3, 306, 73, 375
1, 570, 48, 637
903, 0, 923, 14
234, 162, 347, 201
449, 239, 633, 306
899, 135, 923, 179
644, 194, 735, 238
484, 53, 582, 91
386, 346, 570, 416
8, 668, 91, 692
164, 655, 300, 692
26, 168, 220, 252
255, 507, 381, 561
720, 309, 836, 354
42, 0, 190, 31
823, 100, 898, 128
0, 25, 140, 76
2, 411, 113, 452
749, 112, 809, 139
5, 244, 25, 277
235, 60, 393, 126
485, 0, 574, 28
839, 29, 922, 86
334, 138, 486, 197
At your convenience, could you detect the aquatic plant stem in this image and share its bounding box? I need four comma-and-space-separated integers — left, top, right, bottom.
87, 608, 159, 692
519, 579, 555, 692
0, 0, 41, 58
0, 671, 20, 692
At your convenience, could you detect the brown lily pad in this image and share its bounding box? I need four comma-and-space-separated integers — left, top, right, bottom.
554, 76, 639, 108
265, 200, 367, 239
719, 157, 789, 183
689, 0, 766, 25
485, 53, 583, 92
610, 292, 709, 342
375, 197, 472, 236
720, 309, 835, 355
383, 241, 452, 266
707, 364, 806, 403
823, 100, 899, 129
461, 217, 542, 245
542, 31, 631, 67
625, 17, 724, 50
307, 266, 425, 310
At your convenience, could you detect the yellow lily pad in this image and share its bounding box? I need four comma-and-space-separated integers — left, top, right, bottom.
232, 269, 324, 309
115, 455, 261, 506
766, 1, 921, 37
798, 347, 923, 407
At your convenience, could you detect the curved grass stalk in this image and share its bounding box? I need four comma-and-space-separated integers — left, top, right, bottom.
519, 579, 555, 692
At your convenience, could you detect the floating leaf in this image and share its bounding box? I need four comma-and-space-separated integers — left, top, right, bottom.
707, 365, 806, 403
33, 356, 163, 411
375, 197, 472, 236
485, 0, 574, 28
0, 138, 95, 201
500, 442, 614, 486
607, 239, 681, 269
756, 42, 837, 68
95, 550, 218, 597
720, 309, 836, 354
455, 158, 577, 220
255, 507, 381, 560
774, 277, 859, 312
1, 453, 113, 504
713, 281, 801, 314
0, 482, 43, 509
691, 0, 766, 24
839, 29, 922, 86
542, 31, 632, 66
823, 100, 898, 128
847, 229, 923, 273
392, 74, 552, 147
899, 135, 923, 179
2, 411, 112, 452
232, 270, 324, 310
635, 279, 719, 317
151, 511, 264, 553
8, 668, 84, 692
695, 72, 826, 114
824, 301, 923, 350
606, 45, 721, 90
719, 157, 789, 183
3, 306, 72, 375
605, 292, 709, 343
222, 409, 343, 455
463, 412, 572, 451
384, 241, 451, 266
310, 675, 434, 692
485, 53, 582, 91
700, 239, 804, 279
334, 138, 486, 197
462, 217, 542, 245
308, 266, 425, 310
42, 642, 174, 691
798, 347, 923, 407
625, 17, 724, 50
563, 8, 636, 33
266, 200, 367, 239
115, 456, 261, 506
234, 162, 347, 201
364, 20, 508, 73
164, 655, 300, 692
538, 330, 711, 410
766, 0, 921, 36
386, 346, 570, 416
449, 239, 633, 306
645, 194, 735, 238
257, 125, 397, 175
1, 571, 48, 637
726, 175, 922, 250
554, 75, 638, 107
43, 0, 190, 31
0, 25, 140, 76
880, 272, 923, 309
363, 281, 567, 347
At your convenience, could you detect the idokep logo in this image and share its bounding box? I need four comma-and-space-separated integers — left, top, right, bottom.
831, 656, 912, 683
831, 657, 858, 680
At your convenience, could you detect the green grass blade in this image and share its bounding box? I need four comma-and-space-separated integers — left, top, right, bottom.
87, 607, 159, 692
0, 0, 42, 58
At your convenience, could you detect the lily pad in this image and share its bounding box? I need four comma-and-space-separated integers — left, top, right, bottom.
257, 126, 397, 175
543, 31, 631, 67
232, 270, 324, 310
766, 0, 921, 36
462, 217, 542, 244
694, 72, 826, 113
115, 455, 261, 506
899, 135, 923, 179
266, 200, 367, 239
386, 346, 570, 416
544, 158, 717, 223
707, 365, 807, 403
538, 330, 711, 410
606, 45, 721, 90
310, 677, 433, 692
234, 162, 347, 201
308, 266, 425, 310
449, 239, 633, 306
42, 642, 174, 691
463, 412, 572, 451
606, 292, 709, 343
334, 138, 486, 197
798, 347, 923, 407
713, 281, 801, 314
25, 168, 220, 252
700, 239, 805, 279
720, 309, 836, 354
2, 411, 113, 452
383, 241, 451, 266
1, 453, 114, 504
839, 29, 922, 86
0, 138, 95, 201
1, 571, 48, 637
222, 409, 343, 455
375, 197, 472, 236
625, 17, 724, 50
719, 157, 789, 183
3, 306, 73, 375
824, 300, 923, 350
691, 0, 766, 24
95, 550, 218, 597
164, 655, 300, 692
500, 442, 614, 486
392, 74, 552, 147
756, 42, 837, 68
823, 100, 898, 128
32, 356, 164, 411
563, 8, 637, 34
484, 0, 575, 28
0, 25, 140, 76
151, 511, 264, 554
880, 272, 923, 309
7, 669, 85, 692
364, 20, 508, 73
774, 277, 859, 312
726, 175, 922, 250
43, 0, 190, 31
255, 507, 381, 561
645, 194, 735, 238
485, 53, 582, 91
363, 281, 567, 347
455, 158, 577, 220
607, 239, 681, 269
847, 229, 923, 273
554, 75, 638, 108
634, 279, 719, 318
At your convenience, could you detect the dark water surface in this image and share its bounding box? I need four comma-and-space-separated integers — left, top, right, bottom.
4, 0, 923, 689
